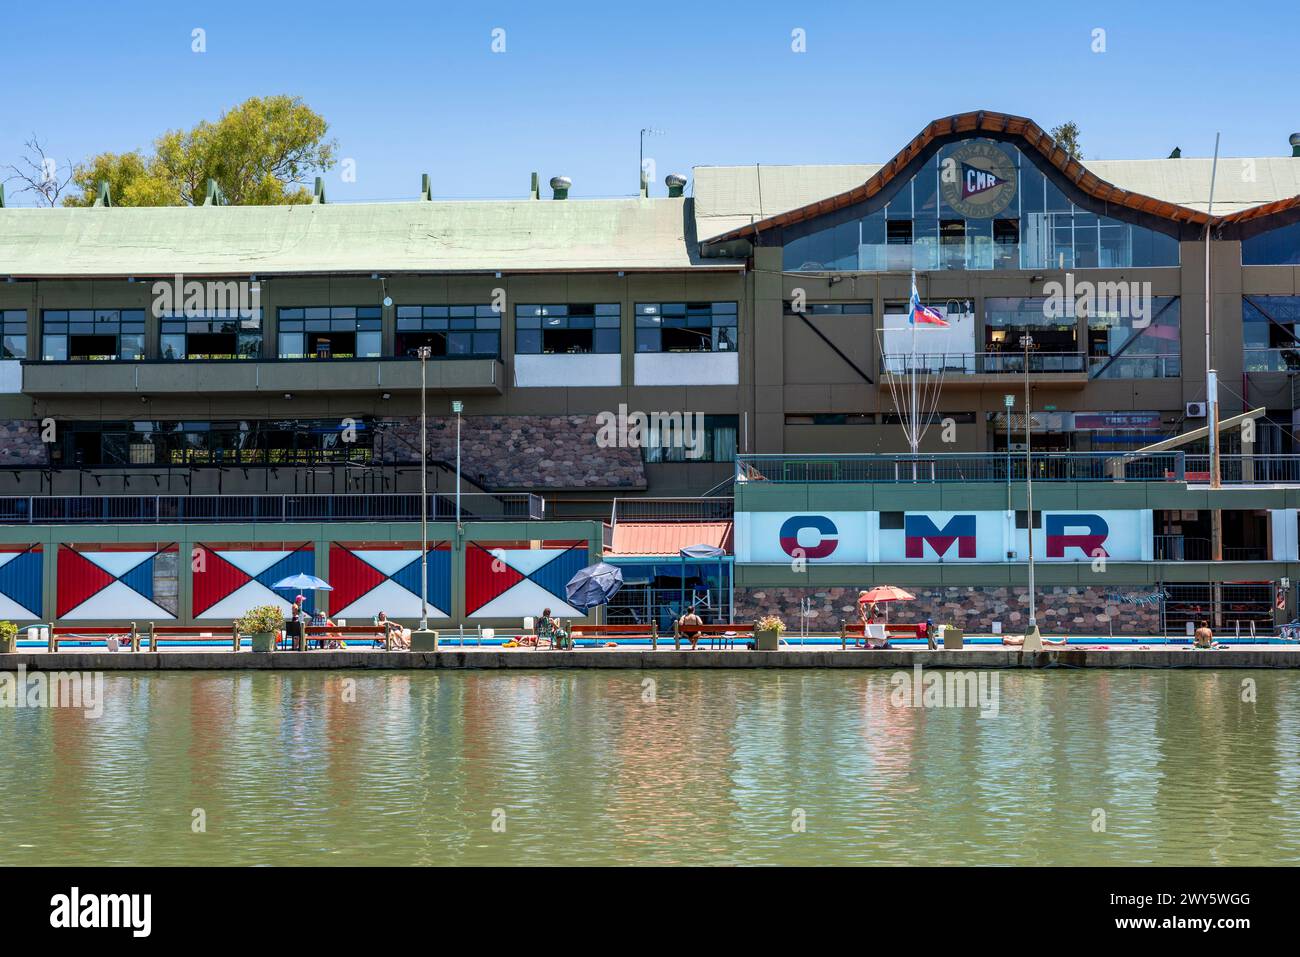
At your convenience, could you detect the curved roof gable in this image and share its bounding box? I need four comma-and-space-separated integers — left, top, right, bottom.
704, 110, 1218, 246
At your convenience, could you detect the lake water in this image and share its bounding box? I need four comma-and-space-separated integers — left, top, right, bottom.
2, 669, 1298, 866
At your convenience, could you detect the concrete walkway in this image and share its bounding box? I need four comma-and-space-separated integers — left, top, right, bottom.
4, 645, 1300, 670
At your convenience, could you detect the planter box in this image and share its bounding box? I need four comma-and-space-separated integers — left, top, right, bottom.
411, 629, 439, 652
942, 626, 964, 650
754, 627, 781, 651
0, 632, 15, 654
250, 631, 276, 653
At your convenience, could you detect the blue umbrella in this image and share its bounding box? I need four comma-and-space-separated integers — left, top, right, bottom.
565, 562, 624, 611
272, 574, 333, 592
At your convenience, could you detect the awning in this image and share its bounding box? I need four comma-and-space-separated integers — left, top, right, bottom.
609, 522, 733, 556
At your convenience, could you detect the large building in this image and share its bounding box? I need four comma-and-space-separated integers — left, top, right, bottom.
2, 110, 1300, 633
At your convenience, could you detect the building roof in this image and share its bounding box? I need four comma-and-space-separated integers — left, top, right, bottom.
0, 196, 743, 278
693, 111, 1300, 242
608, 521, 733, 556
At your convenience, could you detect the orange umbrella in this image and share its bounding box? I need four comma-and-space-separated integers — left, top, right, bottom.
859, 585, 915, 624
860, 586, 915, 603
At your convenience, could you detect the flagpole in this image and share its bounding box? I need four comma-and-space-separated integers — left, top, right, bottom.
910, 270, 919, 480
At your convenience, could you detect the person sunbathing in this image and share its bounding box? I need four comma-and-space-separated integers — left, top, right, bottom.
1001, 634, 1068, 647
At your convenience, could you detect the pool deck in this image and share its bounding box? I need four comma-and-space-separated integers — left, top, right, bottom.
4, 643, 1300, 670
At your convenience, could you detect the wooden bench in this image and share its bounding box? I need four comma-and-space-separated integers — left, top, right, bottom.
676, 622, 755, 650
565, 623, 658, 648
840, 621, 933, 649
303, 623, 394, 651
149, 623, 241, 652
47, 624, 139, 652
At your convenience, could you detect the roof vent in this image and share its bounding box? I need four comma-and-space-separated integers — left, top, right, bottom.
1168, 147, 1181, 159
665, 173, 688, 198
1290, 133, 1300, 157
549, 176, 571, 200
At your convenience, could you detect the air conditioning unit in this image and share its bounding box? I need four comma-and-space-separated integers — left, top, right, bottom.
1186, 402, 1207, 418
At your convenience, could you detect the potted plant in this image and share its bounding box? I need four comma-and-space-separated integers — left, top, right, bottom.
754, 614, 785, 651
235, 605, 284, 653
0, 620, 17, 655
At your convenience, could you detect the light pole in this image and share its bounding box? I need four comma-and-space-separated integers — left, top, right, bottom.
1021, 334, 1041, 648
452, 399, 463, 534
413, 345, 436, 648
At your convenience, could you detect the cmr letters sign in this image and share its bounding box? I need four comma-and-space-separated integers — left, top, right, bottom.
735, 510, 1153, 564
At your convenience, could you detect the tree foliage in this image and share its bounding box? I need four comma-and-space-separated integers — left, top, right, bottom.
1050, 122, 1082, 160
63, 95, 336, 206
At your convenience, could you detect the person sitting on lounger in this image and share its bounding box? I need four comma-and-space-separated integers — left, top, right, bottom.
374, 611, 408, 650
538, 609, 570, 650
678, 610, 703, 650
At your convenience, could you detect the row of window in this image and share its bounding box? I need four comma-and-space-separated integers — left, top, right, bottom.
54, 415, 741, 467
8, 303, 740, 361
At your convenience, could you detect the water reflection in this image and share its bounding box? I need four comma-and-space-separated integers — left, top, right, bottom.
2, 670, 1298, 866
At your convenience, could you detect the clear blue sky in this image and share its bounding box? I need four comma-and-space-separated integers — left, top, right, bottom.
2, 0, 1297, 205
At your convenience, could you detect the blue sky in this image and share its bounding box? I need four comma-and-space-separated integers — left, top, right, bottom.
2, 0, 1297, 204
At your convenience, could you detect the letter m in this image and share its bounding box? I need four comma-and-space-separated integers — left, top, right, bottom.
905, 514, 976, 558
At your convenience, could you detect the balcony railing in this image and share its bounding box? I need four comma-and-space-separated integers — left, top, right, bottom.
0, 492, 545, 524
1243, 347, 1300, 373
735, 452, 1300, 485
881, 352, 1085, 375
610, 497, 734, 524
1155, 537, 1269, 561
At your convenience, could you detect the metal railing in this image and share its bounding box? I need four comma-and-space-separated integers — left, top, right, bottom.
610, 496, 734, 524
735, 451, 1190, 484
881, 352, 1086, 375
1184, 455, 1300, 484
0, 492, 545, 524
1243, 347, 1300, 373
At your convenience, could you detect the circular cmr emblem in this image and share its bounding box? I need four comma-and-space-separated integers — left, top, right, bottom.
940, 141, 1018, 218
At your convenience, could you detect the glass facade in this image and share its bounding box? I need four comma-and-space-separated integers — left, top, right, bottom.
1242, 221, 1300, 266
41, 309, 145, 361
2, 310, 27, 359
1243, 296, 1300, 372
1086, 296, 1181, 379
983, 297, 1080, 371
395, 305, 500, 358
783, 138, 1181, 272
56, 418, 375, 467
160, 311, 262, 359
604, 558, 732, 630
277, 307, 381, 359
515, 304, 620, 354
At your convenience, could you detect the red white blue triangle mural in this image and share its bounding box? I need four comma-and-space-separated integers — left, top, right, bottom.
328, 543, 451, 620
192, 544, 315, 619
0, 545, 42, 620
57, 544, 178, 620
464, 542, 588, 618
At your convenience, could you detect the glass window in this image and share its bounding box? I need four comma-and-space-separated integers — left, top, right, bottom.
159, 310, 262, 360
782, 138, 1181, 272
1, 310, 27, 359
395, 304, 500, 358
1086, 296, 1181, 379
514, 304, 620, 354
41, 308, 144, 361
641, 414, 739, 463
1243, 296, 1300, 372
634, 302, 736, 353
1243, 220, 1300, 266
277, 307, 382, 359
982, 297, 1081, 373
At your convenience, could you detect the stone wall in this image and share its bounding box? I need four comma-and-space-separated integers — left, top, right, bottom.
379, 415, 646, 490
0, 420, 49, 466
735, 584, 1162, 636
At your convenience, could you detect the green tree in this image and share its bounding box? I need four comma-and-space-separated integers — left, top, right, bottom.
63, 95, 336, 207
1050, 122, 1082, 159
